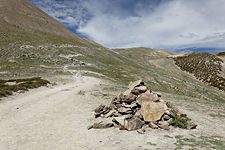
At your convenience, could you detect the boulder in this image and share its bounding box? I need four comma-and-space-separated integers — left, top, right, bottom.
140, 101, 165, 122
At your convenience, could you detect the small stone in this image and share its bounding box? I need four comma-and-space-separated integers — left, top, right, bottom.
122, 102, 137, 109
158, 121, 170, 130
117, 107, 133, 114
123, 93, 137, 104
88, 122, 114, 129
149, 122, 159, 129
135, 86, 147, 93
131, 88, 140, 95
137, 128, 145, 134
162, 114, 171, 121
187, 121, 197, 129
128, 80, 144, 89
94, 105, 105, 113
104, 109, 116, 118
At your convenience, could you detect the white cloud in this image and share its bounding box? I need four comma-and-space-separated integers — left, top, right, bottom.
77, 0, 225, 49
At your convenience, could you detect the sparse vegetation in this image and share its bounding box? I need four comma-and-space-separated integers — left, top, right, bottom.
217, 52, 225, 56
174, 53, 225, 91
0, 77, 50, 98
169, 116, 188, 129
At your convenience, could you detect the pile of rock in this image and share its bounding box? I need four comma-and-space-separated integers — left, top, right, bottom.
89, 80, 197, 132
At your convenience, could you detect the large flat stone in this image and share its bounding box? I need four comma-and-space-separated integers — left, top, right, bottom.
140, 101, 165, 122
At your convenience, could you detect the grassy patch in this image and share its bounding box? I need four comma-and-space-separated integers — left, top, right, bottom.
169, 116, 188, 129
0, 77, 50, 98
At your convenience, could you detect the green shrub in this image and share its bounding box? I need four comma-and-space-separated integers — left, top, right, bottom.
169, 116, 188, 129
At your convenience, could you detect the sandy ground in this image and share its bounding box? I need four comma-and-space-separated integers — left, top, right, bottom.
0, 75, 225, 150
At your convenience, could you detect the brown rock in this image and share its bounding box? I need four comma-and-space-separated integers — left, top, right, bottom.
125, 117, 145, 131
140, 101, 165, 122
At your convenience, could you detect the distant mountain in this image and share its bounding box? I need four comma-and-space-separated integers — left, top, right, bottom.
173, 47, 225, 53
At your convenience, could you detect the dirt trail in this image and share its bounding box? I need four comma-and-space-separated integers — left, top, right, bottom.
0, 75, 225, 150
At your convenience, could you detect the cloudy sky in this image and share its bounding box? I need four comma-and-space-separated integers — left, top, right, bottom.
30, 0, 225, 50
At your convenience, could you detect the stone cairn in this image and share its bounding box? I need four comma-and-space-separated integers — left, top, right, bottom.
89, 80, 197, 133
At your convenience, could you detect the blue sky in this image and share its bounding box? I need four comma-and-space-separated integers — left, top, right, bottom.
30, 0, 225, 50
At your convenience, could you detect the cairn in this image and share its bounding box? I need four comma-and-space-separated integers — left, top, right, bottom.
89, 80, 197, 132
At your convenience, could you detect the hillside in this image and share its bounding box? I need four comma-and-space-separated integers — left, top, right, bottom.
0, 0, 100, 47
0, 1, 225, 149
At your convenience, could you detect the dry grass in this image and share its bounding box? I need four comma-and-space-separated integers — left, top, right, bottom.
0, 77, 50, 98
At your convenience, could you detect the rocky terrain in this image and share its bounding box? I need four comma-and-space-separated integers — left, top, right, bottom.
0, 0, 225, 149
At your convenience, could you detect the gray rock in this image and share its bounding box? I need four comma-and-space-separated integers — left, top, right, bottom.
162, 114, 171, 121
187, 121, 197, 129
125, 117, 145, 131
104, 109, 116, 118
122, 102, 137, 109
158, 121, 170, 130
123, 93, 137, 104
135, 86, 147, 93
137, 92, 160, 104
88, 122, 114, 129
117, 107, 133, 114
149, 122, 159, 129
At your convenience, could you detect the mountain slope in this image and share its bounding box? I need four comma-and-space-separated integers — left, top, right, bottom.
0, 0, 99, 47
